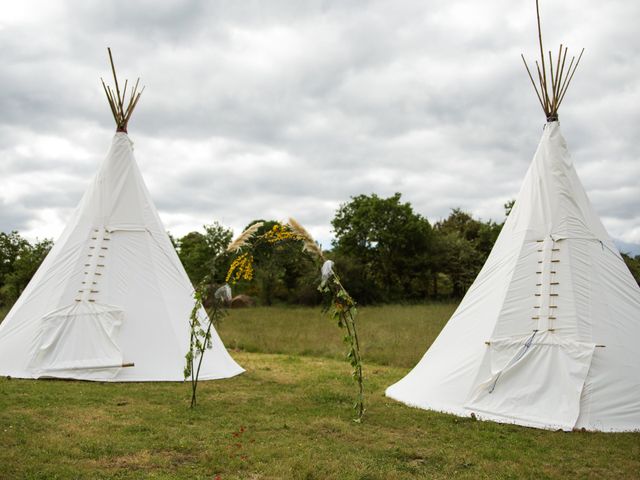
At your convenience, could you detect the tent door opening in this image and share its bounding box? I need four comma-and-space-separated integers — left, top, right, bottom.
464, 331, 595, 430
29, 301, 125, 377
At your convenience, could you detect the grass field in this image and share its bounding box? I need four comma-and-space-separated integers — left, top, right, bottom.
221, 304, 457, 368
1, 304, 639, 479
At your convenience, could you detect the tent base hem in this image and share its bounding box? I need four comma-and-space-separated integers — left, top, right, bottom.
0, 366, 245, 383
384, 387, 639, 433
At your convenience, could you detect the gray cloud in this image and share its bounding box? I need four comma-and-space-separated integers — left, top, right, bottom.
0, 0, 639, 248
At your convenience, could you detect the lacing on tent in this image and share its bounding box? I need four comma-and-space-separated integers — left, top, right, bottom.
76, 227, 112, 303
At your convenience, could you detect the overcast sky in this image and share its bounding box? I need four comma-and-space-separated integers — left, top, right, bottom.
1, 0, 639, 251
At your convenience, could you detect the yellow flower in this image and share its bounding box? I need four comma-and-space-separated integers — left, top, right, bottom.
263, 223, 303, 244
226, 252, 255, 284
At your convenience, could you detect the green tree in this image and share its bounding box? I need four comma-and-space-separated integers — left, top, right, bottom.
432, 208, 502, 297
0, 232, 28, 284
0, 232, 52, 311
622, 253, 640, 287
176, 222, 233, 286
331, 193, 434, 303
504, 199, 516, 217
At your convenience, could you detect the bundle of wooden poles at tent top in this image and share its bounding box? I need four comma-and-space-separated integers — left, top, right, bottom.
100, 48, 145, 133
521, 0, 584, 121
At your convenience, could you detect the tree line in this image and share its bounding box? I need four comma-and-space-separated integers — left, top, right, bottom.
2, 193, 640, 313
0, 233, 52, 314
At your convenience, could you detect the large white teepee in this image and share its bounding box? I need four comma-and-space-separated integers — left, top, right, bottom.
386, 122, 640, 431
0, 52, 243, 382
386, 4, 640, 431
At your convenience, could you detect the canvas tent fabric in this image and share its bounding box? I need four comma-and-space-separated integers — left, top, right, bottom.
386, 122, 640, 431
0, 133, 244, 381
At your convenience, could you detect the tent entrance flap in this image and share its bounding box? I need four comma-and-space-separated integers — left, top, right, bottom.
464, 331, 595, 430
29, 301, 124, 377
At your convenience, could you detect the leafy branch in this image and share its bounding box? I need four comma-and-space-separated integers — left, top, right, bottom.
184, 280, 231, 408
317, 259, 365, 421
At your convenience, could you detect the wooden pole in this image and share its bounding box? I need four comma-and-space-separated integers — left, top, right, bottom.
554, 46, 568, 112
551, 44, 563, 111
521, 55, 545, 111
107, 48, 124, 122
535, 0, 550, 115
557, 48, 584, 107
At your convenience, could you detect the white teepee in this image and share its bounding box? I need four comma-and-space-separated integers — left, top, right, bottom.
386, 5, 640, 431
386, 122, 640, 431
0, 52, 243, 382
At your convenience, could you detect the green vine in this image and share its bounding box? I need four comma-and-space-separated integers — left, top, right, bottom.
184, 280, 231, 408
318, 261, 365, 422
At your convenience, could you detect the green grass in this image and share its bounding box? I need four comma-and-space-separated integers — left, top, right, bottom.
1, 304, 639, 479
221, 303, 457, 368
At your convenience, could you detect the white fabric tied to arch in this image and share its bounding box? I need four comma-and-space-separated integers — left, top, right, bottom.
214, 284, 232, 303
321, 260, 335, 286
